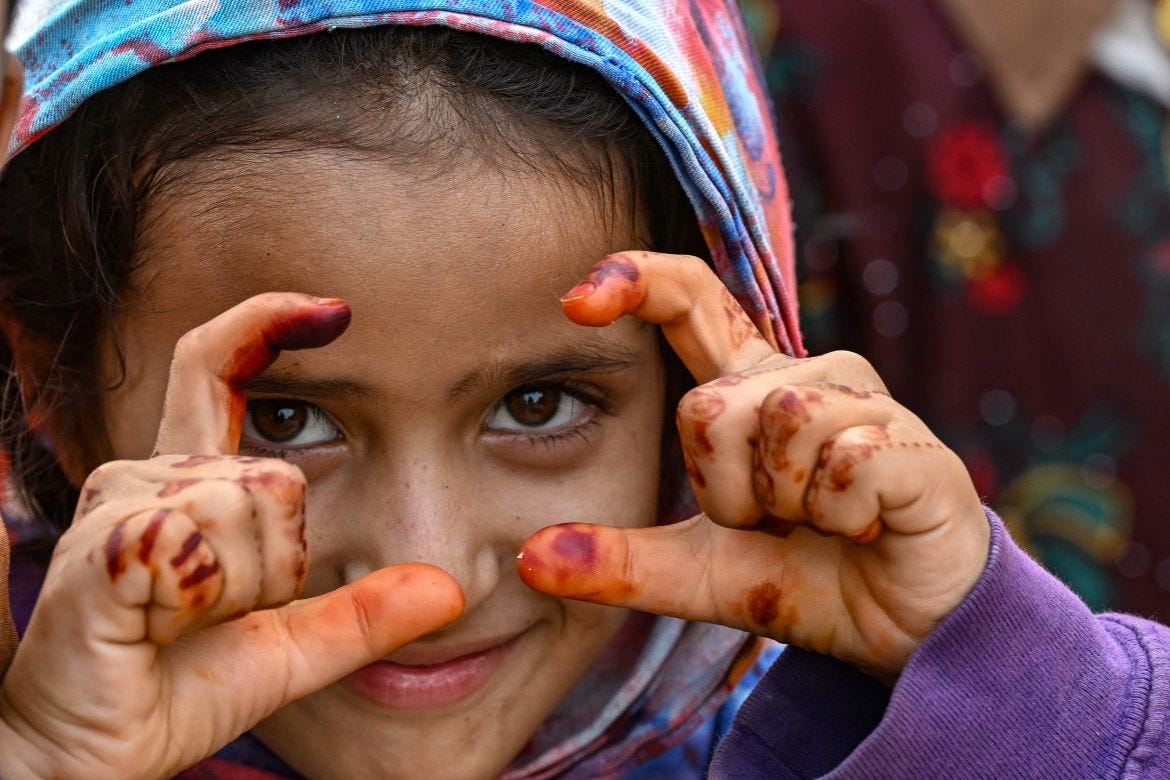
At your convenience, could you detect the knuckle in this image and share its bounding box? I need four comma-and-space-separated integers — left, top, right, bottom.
677, 385, 727, 423
820, 350, 883, 386
86, 459, 134, 485
171, 324, 212, 363
676, 252, 711, 278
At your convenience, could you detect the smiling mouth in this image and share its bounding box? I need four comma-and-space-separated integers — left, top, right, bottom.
345, 639, 515, 710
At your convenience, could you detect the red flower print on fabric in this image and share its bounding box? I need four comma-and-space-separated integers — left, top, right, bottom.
927, 120, 1014, 210
968, 261, 1027, 315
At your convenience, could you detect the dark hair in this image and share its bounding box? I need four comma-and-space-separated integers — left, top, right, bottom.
0, 25, 703, 539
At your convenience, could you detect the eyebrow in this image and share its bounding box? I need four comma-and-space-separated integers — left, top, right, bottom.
239, 341, 647, 402
448, 342, 645, 400
243, 375, 376, 401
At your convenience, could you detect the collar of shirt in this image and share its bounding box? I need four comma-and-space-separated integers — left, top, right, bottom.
939, 0, 1125, 131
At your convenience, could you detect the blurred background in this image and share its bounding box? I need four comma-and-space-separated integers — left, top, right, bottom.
741, 0, 1170, 623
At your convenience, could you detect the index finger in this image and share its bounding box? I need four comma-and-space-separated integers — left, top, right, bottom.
560, 251, 781, 383
153, 293, 351, 456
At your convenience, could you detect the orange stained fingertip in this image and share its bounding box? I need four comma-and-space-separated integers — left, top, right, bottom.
560, 253, 648, 327
517, 523, 636, 603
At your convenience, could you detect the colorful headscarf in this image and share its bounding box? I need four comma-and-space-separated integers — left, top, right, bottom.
7, 1, 800, 776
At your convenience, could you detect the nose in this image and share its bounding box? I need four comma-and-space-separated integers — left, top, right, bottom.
319, 449, 504, 614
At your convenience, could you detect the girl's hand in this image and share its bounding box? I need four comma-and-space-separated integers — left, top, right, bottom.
0, 293, 464, 778
519, 252, 989, 682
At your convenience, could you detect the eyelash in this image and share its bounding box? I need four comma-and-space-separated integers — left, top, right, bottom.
486, 382, 610, 449
239, 401, 342, 460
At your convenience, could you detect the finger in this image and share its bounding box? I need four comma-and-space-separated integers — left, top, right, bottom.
753, 383, 902, 527
561, 251, 778, 383
183, 565, 464, 725
804, 422, 979, 542
0, 523, 17, 679
674, 384, 762, 529
154, 293, 351, 456
518, 519, 823, 637
96, 506, 226, 644
153, 465, 308, 626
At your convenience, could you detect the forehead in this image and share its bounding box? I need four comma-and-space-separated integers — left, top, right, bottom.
127, 150, 648, 381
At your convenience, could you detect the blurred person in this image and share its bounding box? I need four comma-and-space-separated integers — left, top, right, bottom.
746, 0, 1170, 620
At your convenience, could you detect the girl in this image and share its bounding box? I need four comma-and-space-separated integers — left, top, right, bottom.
0, 2, 1166, 779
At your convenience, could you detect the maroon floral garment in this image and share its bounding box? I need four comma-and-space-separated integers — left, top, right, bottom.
747, 0, 1170, 621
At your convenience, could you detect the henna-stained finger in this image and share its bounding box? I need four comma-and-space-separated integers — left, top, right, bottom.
518, 517, 826, 637
675, 384, 763, 529
752, 382, 903, 527
237, 459, 311, 606
153, 292, 351, 457
804, 421, 985, 543
561, 251, 779, 383
74, 503, 227, 645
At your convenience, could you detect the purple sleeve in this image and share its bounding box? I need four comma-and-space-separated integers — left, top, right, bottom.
709, 511, 1170, 778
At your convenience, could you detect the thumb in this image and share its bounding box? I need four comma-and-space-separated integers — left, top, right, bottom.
197, 564, 464, 717
517, 518, 793, 634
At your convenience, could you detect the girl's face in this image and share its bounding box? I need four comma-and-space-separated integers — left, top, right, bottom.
100, 151, 667, 778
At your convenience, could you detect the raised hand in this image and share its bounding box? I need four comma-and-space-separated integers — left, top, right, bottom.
519, 252, 989, 682
0, 293, 463, 778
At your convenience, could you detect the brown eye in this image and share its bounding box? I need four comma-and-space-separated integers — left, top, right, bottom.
503, 387, 562, 427
248, 399, 309, 442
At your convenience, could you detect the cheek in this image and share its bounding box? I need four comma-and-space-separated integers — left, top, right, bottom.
542, 599, 634, 690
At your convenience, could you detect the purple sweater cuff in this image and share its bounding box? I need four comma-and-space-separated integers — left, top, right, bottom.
710, 510, 1170, 778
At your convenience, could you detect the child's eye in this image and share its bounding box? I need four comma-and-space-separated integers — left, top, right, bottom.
242, 399, 340, 448
485, 385, 591, 433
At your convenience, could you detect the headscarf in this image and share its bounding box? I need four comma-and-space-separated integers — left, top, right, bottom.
6, 1, 802, 776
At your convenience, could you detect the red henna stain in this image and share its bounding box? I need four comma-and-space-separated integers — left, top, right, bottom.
720, 288, 767, 349
105, 521, 127, 581
170, 531, 203, 568
138, 509, 169, 564
820, 437, 889, 493
218, 302, 352, 448
758, 389, 819, 481
710, 374, 747, 388
590, 256, 641, 285
179, 560, 220, 590
681, 389, 726, 455
262, 302, 352, 353
550, 526, 599, 573
820, 383, 887, 400
170, 454, 219, 469
241, 470, 303, 505
83, 486, 102, 507
157, 478, 200, 498
747, 582, 782, 627
293, 558, 306, 584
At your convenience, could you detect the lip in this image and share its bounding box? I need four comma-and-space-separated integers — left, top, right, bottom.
345, 638, 514, 710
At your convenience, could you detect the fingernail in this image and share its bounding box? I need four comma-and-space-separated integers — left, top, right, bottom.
312, 296, 347, 307
560, 280, 597, 303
